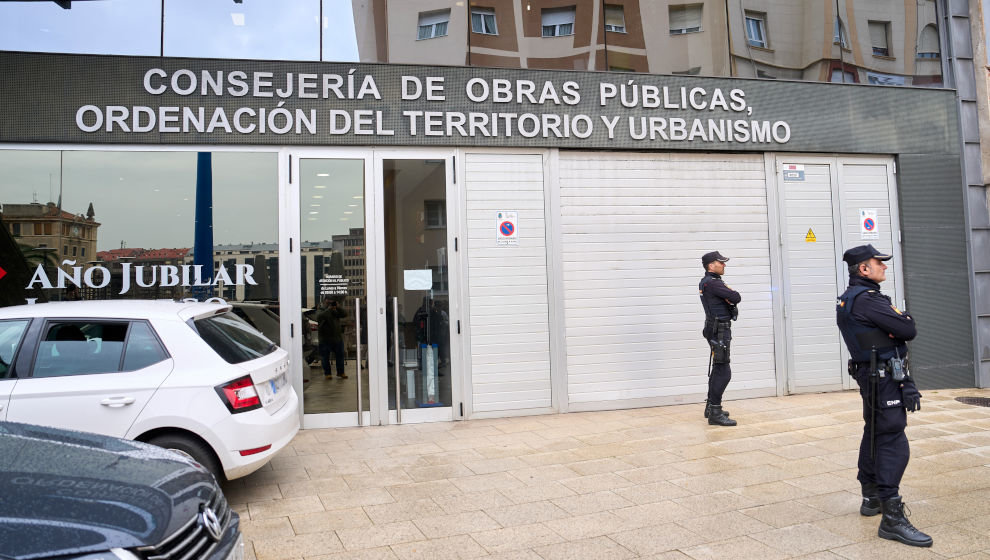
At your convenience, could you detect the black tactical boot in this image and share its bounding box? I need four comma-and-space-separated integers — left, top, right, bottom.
707, 405, 737, 426
860, 483, 881, 516
703, 399, 730, 419
878, 496, 932, 547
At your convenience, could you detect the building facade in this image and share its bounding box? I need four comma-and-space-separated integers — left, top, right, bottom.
0, 0, 986, 429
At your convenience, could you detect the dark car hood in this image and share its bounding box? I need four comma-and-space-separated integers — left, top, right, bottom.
0, 422, 217, 560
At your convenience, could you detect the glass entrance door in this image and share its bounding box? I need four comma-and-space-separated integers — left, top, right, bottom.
292, 151, 455, 427
380, 157, 455, 424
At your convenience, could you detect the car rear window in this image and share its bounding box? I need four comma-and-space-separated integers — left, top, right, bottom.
192, 312, 277, 364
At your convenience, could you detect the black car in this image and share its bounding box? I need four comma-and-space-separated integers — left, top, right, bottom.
0, 422, 242, 560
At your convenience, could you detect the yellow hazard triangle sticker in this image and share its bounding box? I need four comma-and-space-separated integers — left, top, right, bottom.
805, 228, 817, 242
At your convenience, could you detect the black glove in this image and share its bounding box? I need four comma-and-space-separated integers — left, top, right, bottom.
901, 381, 922, 412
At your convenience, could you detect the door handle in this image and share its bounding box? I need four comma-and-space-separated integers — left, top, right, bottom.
101, 396, 136, 408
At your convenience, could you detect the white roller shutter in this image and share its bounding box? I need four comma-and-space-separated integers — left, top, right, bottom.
558, 152, 776, 407
464, 153, 552, 413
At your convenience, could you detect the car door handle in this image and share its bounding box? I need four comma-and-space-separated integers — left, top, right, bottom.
101, 396, 136, 408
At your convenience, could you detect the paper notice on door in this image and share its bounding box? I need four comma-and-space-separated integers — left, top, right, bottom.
860, 208, 879, 239
404, 269, 433, 290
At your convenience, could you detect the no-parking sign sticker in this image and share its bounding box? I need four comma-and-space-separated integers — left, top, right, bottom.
860, 208, 879, 240
496, 211, 518, 246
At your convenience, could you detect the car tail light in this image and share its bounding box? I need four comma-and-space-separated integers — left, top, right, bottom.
215, 375, 262, 413
239, 444, 272, 456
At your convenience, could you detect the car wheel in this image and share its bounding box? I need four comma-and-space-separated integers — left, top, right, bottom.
147, 434, 223, 482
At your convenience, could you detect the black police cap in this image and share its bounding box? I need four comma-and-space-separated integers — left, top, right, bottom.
842, 244, 892, 265
702, 251, 729, 267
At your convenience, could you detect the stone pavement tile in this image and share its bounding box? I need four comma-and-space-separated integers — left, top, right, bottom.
925, 524, 990, 558
907, 425, 957, 440
249, 496, 325, 520
718, 450, 781, 468
244, 467, 309, 488
524, 437, 585, 454
771, 456, 844, 477
318, 488, 395, 511
404, 464, 475, 483
543, 511, 642, 541
782, 473, 857, 495
667, 443, 725, 461
789, 552, 848, 560
363, 498, 446, 525
307, 463, 375, 479
612, 500, 697, 526
435, 437, 497, 452
413, 510, 502, 539
629, 550, 694, 560
950, 553, 990, 560
796, 490, 863, 516
673, 511, 773, 542
240, 517, 296, 541
421, 449, 486, 466
673, 490, 761, 516
811, 512, 882, 543
951, 513, 990, 536
472, 550, 543, 560
531, 536, 637, 560
450, 472, 525, 494
680, 536, 789, 560
335, 521, 426, 551
613, 480, 694, 504
307, 547, 399, 560
765, 442, 830, 460
749, 523, 853, 556
280, 478, 351, 499
620, 449, 683, 468
903, 457, 972, 479
251, 531, 345, 560
224, 483, 283, 506
507, 464, 580, 485
551, 490, 635, 516
386, 480, 463, 502
667, 457, 736, 476
924, 450, 990, 469
740, 500, 832, 528
498, 481, 577, 504
615, 465, 686, 484
432, 490, 515, 514
483, 501, 570, 527
910, 438, 971, 457
829, 538, 945, 559
607, 522, 709, 556
732, 480, 814, 506
389, 535, 489, 560
463, 456, 530, 475
363, 456, 426, 473
344, 470, 415, 490
289, 508, 373, 534
557, 473, 634, 494
669, 472, 740, 494
949, 432, 990, 447
567, 457, 638, 476
469, 522, 566, 554
270, 454, 305, 470
517, 450, 583, 467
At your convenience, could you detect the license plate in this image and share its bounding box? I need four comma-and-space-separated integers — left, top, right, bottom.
226, 533, 244, 560
261, 372, 287, 406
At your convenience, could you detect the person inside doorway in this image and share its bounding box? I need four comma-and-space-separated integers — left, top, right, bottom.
317, 297, 347, 379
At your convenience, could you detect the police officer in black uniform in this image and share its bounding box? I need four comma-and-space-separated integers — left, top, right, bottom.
699, 251, 740, 426
836, 244, 931, 547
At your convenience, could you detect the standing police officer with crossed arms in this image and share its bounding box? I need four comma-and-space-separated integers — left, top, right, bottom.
699, 251, 739, 427
836, 244, 930, 548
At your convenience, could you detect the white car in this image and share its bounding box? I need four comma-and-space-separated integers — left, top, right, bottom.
0, 299, 299, 481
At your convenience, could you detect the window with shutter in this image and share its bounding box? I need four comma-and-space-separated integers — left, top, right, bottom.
669, 4, 703, 35
471, 7, 497, 35
833, 17, 849, 48
869, 21, 890, 57
417, 10, 450, 40
541, 6, 576, 37
604, 4, 625, 33
917, 25, 939, 58
744, 11, 767, 48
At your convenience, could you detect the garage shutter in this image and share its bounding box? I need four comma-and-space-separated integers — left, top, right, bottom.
465, 153, 552, 413
558, 152, 776, 407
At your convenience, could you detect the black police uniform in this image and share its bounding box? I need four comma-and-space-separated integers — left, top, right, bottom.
699, 269, 740, 419
836, 245, 930, 547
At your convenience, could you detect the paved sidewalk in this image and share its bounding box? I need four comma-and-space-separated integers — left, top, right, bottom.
223, 389, 990, 560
